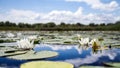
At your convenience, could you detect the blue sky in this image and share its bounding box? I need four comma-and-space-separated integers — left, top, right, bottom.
0, 0, 120, 24
0, 0, 84, 12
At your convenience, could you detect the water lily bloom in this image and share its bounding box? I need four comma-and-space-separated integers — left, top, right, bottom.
6, 33, 15, 38
89, 38, 100, 46
27, 35, 37, 40
92, 41, 99, 49
78, 37, 90, 46
17, 39, 34, 49
77, 34, 82, 40
90, 38, 101, 50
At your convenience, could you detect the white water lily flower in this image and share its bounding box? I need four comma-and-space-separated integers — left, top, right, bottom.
27, 35, 37, 40
6, 33, 15, 38
17, 32, 22, 37
17, 39, 34, 49
77, 34, 82, 40
78, 38, 90, 46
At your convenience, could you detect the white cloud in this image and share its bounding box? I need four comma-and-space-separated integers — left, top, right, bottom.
74, 7, 83, 16
0, 8, 119, 24
8, 9, 40, 20
92, 1, 119, 11
40, 10, 74, 24
66, 0, 119, 11
0, 9, 43, 24
64, 49, 117, 67
65, 55, 99, 67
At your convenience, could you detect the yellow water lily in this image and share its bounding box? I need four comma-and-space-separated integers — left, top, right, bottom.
90, 38, 100, 46
92, 41, 99, 49
90, 38, 101, 50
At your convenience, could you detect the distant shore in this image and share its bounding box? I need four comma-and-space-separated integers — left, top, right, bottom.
0, 21, 120, 31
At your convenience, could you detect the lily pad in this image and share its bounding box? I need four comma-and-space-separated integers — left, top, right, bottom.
0, 49, 27, 57
110, 45, 120, 48
98, 46, 109, 50
0, 45, 5, 47
80, 66, 107, 68
20, 61, 73, 68
103, 62, 120, 67
7, 50, 58, 60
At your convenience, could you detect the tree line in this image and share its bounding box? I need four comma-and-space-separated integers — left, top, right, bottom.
0, 21, 120, 31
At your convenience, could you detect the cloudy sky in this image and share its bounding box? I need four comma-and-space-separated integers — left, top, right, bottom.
0, 0, 120, 24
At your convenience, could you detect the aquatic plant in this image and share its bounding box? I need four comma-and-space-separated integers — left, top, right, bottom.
78, 38, 90, 46
0, 49, 27, 57
6, 32, 15, 38
77, 34, 82, 40
104, 62, 120, 67
20, 61, 73, 68
0, 39, 15, 43
80, 66, 105, 68
7, 50, 58, 60
92, 41, 99, 49
98, 37, 104, 41
90, 39, 100, 45
16, 38, 34, 49
27, 35, 37, 40
34, 39, 40, 44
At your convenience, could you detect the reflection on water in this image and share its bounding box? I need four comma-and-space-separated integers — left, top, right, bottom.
34, 44, 120, 67
0, 44, 120, 68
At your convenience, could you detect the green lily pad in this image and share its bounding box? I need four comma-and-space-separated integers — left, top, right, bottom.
103, 62, 120, 67
80, 66, 107, 68
97, 47, 109, 50
7, 50, 58, 60
0, 49, 27, 57
110, 45, 120, 48
20, 61, 73, 68
0, 45, 5, 47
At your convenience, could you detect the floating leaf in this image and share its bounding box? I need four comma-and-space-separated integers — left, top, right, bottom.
103, 62, 120, 67
0, 49, 27, 57
20, 61, 73, 68
7, 50, 58, 60
80, 66, 106, 68
98, 37, 104, 41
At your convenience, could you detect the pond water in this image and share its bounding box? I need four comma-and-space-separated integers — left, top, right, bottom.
0, 31, 120, 68
0, 44, 120, 68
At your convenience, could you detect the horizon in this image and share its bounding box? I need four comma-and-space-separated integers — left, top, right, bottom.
0, 0, 120, 25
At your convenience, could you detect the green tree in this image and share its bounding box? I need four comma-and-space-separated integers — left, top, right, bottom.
59, 22, 66, 27
0, 21, 4, 26
89, 23, 96, 27
47, 22, 56, 27
76, 22, 84, 26
18, 23, 25, 28
5, 21, 10, 26
99, 23, 106, 26
115, 21, 120, 24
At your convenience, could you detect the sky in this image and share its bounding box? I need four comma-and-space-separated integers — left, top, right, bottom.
0, 0, 120, 24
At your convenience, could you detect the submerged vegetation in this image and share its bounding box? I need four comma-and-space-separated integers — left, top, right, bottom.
0, 21, 120, 31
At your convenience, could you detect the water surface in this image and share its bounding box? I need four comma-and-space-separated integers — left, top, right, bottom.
0, 44, 119, 68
